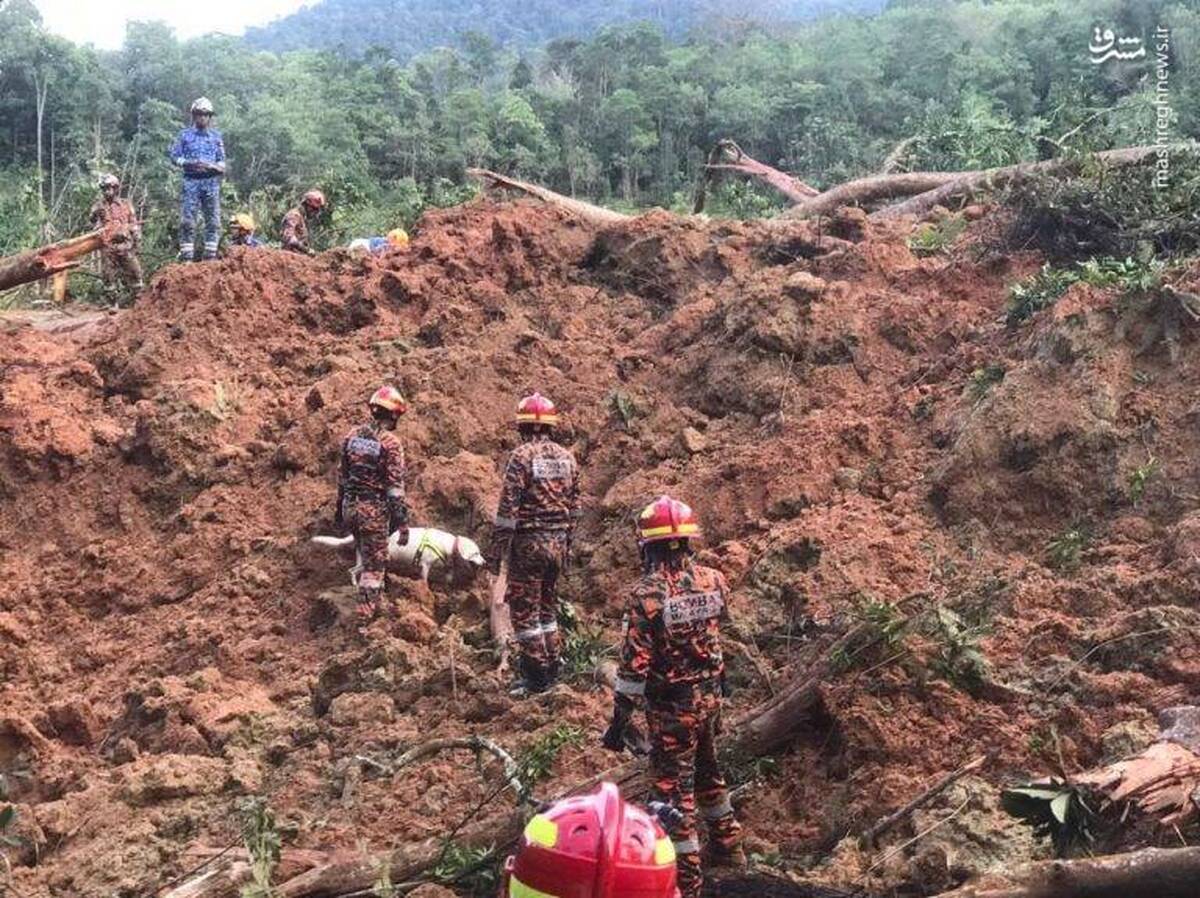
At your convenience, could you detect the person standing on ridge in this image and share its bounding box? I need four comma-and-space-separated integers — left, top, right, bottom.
336, 386, 408, 631
281, 189, 326, 255
169, 97, 225, 261
89, 173, 143, 301
603, 495, 744, 898
487, 392, 580, 696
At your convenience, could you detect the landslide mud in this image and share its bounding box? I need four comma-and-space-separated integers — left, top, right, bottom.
2, 199, 1199, 896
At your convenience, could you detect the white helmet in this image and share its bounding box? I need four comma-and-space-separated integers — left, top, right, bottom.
98, 173, 120, 189
190, 97, 214, 115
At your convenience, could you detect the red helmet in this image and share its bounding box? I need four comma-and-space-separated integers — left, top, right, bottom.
302, 189, 327, 210
516, 392, 558, 427
368, 385, 407, 415
501, 782, 679, 898
637, 495, 700, 545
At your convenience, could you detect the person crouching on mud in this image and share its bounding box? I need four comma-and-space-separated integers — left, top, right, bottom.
336, 386, 408, 632
603, 495, 745, 898
487, 392, 580, 696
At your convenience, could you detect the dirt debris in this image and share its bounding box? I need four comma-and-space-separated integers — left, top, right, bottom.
3, 197, 1200, 896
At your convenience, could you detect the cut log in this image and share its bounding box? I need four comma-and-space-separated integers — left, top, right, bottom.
467, 168, 629, 227
0, 229, 104, 293
931, 846, 1200, 898
694, 139, 819, 213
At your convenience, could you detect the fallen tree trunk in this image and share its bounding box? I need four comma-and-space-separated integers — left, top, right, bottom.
873, 144, 1191, 221
694, 139, 819, 213
779, 143, 1194, 220
0, 229, 104, 293
467, 168, 629, 227
931, 846, 1200, 898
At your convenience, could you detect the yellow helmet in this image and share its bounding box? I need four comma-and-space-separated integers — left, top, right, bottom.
230, 213, 256, 233
387, 228, 410, 248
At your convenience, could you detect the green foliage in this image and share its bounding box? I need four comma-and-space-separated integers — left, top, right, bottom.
517, 725, 585, 787
1001, 781, 1096, 857
967, 364, 1005, 403
238, 797, 282, 898
929, 605, 989, 692
833, 593, 908, 672
1007, 257, 1166, 325
1006, 264, 1081, 325
1045, 528, 1089, 573
0, 802, 20, 851
1128, 457, 1161, 504
907, 214, 966, 256
607, 390, 641, 430
432, 842, 499, 897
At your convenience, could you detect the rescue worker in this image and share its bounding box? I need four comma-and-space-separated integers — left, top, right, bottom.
487, 392, 580, 696
603, 495, 744, 898
169, 97, 225, 261
89, 173, 144, 300
227, 213, 265, 248
499, 782, 679, 898
281, 189, 326, 255
335, 386, 408, 629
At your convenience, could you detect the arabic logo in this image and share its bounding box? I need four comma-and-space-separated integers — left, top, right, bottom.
1090, 26, 1146, 64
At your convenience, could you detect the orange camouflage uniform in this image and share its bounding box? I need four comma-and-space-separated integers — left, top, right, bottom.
281, 206, 309, 253
492, 435, 580, 677
615, 559, 743, 898
338, 421, 406, 618
89, 196, 144, 291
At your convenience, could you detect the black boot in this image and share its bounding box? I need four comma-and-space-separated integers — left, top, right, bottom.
510, 656, 548, 698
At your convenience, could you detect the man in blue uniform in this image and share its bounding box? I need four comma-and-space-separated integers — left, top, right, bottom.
170, 97, 226, 261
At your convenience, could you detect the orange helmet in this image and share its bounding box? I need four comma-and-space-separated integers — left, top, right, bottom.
302, 189, 327, 210
368, 385, 407, 415
501, 782, 679, 898
516, 392, 558, 427
637, 495, 700, 545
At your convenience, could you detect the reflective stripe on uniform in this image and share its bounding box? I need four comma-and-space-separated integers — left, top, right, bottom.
541, 621, 559, 634
516, 625, 544, 643
614, 676, 646, 696
700, 796, 734, 819
523, 814, 558, 848
639, 522, 700, 538
494, 515, 517, 530
386, 488, 404, 499
509, 877, 556, 898
673, 838, 701, 855
654, 837, 676, 865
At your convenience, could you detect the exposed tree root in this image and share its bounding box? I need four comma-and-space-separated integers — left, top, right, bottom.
930, 846, 1200, 898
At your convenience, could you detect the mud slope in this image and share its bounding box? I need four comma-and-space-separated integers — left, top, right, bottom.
2, 199, 1199, 897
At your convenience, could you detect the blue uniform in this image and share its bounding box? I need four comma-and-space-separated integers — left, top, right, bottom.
170, 126, 226, 260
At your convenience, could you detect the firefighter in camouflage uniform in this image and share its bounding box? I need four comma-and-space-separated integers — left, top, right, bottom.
336, 386, 408, 629
488, 392, 580, 696
89, 173, 144, 300
603, 495, 744, 898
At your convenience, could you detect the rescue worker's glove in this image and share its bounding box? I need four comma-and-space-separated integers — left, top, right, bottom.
601, 694, 636, 753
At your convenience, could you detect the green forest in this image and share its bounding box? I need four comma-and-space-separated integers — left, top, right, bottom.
0, 0, 1196, 288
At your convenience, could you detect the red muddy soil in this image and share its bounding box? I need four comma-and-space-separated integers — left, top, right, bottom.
2, 198, 1199, 897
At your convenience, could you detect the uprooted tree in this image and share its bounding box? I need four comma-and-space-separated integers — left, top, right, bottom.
472, 142, 1199, 226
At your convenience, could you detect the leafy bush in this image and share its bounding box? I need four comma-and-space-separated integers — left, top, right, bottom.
1002, 781, 1097, 857
908, 214, 966, 256
929, 606, 989, 692
967, 364, 1005, 403
1007, 257, 1165, 325
1045, 528, 1089, 572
